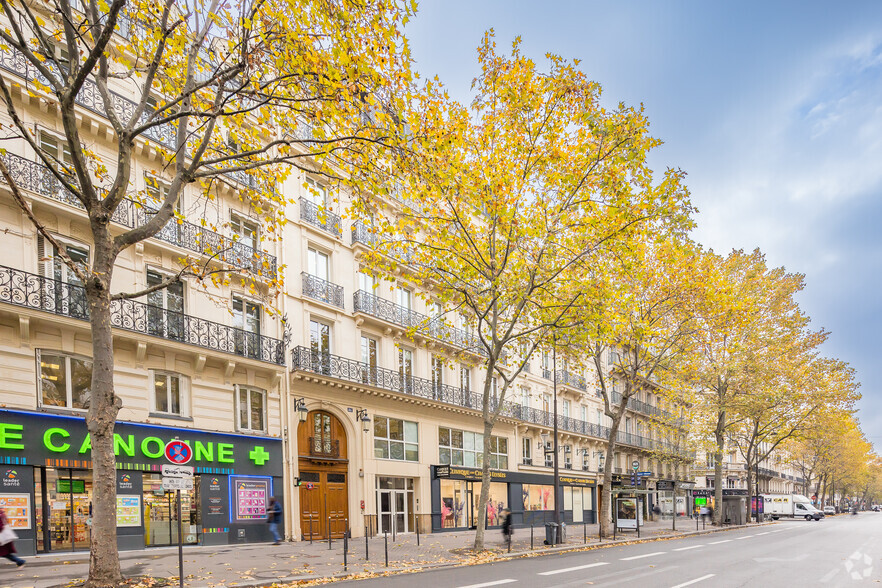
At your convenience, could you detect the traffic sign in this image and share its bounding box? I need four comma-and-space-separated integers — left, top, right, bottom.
162, 477, 194, 490
636, 471, 652, 476
162, 464, 194, 478
165, 440, 193, 465
632, 460, 639, 470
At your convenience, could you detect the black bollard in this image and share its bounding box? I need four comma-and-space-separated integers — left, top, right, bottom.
329, 517, 332, 549
343, 531, 348, 571
416, 517, 420, 546
384, 531, 389, 567
530, 523, 534, 550
309, 517, 313, 545
365, 526, 369, 561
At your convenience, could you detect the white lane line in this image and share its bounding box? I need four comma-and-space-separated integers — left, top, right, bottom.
673, 545, 704, 551
709, 539, 732, 545
735, 535, 753, 540
756, 531, 770, 535
537, 562, 609, 576
456, 580, 518, 588
621, 551, 666, 561
671, 574, 715, 588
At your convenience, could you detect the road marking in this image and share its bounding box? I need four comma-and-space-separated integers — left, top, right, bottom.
671, 574, 715, 588
538, 562, 609, 576
735, 535, 753, 540
709, 539, 731, 544
673, 545, 704, 551
756, 531, 770, 535
621, 551, 666, 561
820, 568, 839, 583
457, 581, 517, 588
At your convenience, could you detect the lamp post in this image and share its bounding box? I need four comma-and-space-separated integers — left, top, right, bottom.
294, 397, 309, 423
355, 409, 371, 433
552, 339, 560, 532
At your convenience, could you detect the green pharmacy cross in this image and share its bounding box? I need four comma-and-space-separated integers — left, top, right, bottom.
249, 445, 270, 466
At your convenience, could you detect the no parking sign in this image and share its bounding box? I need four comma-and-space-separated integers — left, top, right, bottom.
165, 439, 192, 464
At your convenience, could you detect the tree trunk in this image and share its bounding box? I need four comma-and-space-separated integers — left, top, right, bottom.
599, 415, 623, 538
712, 409, 726, 526
473, 418, 495, 551
85, 249, 123, 587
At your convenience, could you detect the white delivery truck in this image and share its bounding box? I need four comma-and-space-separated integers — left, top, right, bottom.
762, 494, 824, 521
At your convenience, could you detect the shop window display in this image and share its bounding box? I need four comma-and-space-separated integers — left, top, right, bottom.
439, 479, 467, 528
522, 484, 554, 511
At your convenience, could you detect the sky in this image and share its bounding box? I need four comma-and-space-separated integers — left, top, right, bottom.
404, 0, 882, 447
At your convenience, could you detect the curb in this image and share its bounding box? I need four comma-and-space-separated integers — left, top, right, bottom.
182, 522, 779, 588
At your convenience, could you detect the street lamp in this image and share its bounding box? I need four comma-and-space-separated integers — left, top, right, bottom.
355, 408, 371, 433
595, 452, 606, 473
294, 398, 309, 423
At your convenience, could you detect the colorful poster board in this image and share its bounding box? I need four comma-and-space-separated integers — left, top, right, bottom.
0, 494, 30, 529
116, 495, 142, 527
232, 478, 268, 522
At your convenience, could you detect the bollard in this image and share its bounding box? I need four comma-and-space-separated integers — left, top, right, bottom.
365, 526, 369, 561
309, 517, 313, 545
530, 523, 534, 550
584, 522, 587, 544
416, 517, 420, 546
329, 517, 333, 549
384, 531, 389, 567
343, 530, 348, 571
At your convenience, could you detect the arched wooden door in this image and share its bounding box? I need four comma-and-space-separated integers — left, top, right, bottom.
298, 410, 349, 540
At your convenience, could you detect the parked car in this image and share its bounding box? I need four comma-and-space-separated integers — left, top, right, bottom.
823, 506, 836, 515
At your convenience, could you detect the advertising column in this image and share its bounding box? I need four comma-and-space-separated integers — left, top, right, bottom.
0, 466, 35, 555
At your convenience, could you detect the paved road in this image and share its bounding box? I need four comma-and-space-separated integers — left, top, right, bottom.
346, 514, 882, 587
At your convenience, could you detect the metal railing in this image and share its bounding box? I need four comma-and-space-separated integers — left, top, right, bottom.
555, 369, 587, 391
0, 46, 257, 190
351, 220, 379, 247
352, 290, 485, 356
290, 346, 689, 455
299, 198, 342, 237
301, 273, 344, 308
0, 265, 285, 365
610, 391, 676, 420
307, 437, 340, 458
0, 153, 277, 279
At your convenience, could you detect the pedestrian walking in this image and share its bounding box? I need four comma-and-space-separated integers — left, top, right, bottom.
0, 508, 25, 568
267, 497, 283, 545
500, 508, 513, 549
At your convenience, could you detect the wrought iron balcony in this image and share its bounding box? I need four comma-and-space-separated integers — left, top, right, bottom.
299, 198, 342, 237
352, 290, 485, 356
307, 437, 340, 458
555, 369, 587, 391
289, 346, 691, 457
351, 220, 379, 247
0, 46, 259, 191
0, 265, 285, 365
0, 153, 277, 279
610, 390, 675, 420
301, 273, 344, 308
542, 368, 552, 380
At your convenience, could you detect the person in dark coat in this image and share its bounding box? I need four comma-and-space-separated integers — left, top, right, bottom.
500, 508, 513, 548
0, 509, 25, 568
267, 497, 283, 545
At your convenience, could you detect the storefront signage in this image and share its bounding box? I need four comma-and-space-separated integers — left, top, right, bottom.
723, 489, 748, 496
432, 465, 596, 487
232, 477, 270, 522
0, 410, 282, 477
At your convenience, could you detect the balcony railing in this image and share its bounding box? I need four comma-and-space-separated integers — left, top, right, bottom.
352, 290, 485, 356
555, 369, 587, 391
351, 221, 379, 247
299, 198, 342, 237
307, 437, 340, 458
0, 153, 277, 279
290, 346, 689, 455
0, 265, 285, 365
610, 391, 675, 420
301, 273, 344, 308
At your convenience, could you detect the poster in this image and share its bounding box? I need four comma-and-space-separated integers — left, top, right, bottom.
232, 478, 269, 522
615, 497, 643, 529
116, 495, 142, 527
0, 494, 30, 529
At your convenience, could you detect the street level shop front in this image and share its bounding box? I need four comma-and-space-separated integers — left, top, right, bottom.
0, 409, 283, 555
430, 465, 596, 531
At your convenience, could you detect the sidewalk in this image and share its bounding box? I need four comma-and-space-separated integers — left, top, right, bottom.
1, 518, 769, 588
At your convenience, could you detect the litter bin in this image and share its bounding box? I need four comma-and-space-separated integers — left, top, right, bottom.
544, 522, 559, 545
